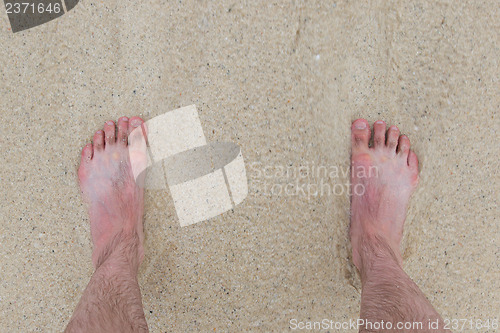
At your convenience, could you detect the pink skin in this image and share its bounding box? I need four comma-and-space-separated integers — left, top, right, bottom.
78, 116, 148, 269
350, 119, 419, 270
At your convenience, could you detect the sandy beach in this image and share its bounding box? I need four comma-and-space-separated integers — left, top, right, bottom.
0, 0, 498, 331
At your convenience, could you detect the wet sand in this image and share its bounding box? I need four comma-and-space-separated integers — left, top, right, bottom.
0, 0, 498, 331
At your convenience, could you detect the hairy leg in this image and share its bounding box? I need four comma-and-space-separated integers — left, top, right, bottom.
358, 236, 447, 333
350, 119, 450, 333
66, 117, 149, 333
65, 233, 148, 332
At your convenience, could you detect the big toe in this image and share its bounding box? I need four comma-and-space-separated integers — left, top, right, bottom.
128, 117, 147, 148
351, 119, 371, 151
127, 117, 148, 182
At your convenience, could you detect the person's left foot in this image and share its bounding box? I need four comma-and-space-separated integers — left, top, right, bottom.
78, 116, 148, 269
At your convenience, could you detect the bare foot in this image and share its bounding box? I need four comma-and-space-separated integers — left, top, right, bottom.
78, 116, 148, 270
350, 119, 419, 271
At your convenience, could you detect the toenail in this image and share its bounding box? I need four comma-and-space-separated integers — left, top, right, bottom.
375, 120, 384, 124
106, 121, 114, 125
354, 121, 366, 129
131, 119, 142, 127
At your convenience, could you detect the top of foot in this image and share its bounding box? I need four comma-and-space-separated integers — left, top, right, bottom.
349, 119, 419, 271
78, 116, 148, 269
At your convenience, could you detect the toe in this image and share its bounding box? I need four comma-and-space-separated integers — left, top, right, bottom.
397, 135, 410, 158
127, 117, 148, 186
103, 121, 116, 145
351, 119, 371, 150
408, 150, 419, 170
386, 125, 400, 152
81, 143, 93, 163
93, 130, 104, 151
117, 116, 129, 146
128, 116, 145, 135
128, 116, 147, 147
373, 120, 386, 149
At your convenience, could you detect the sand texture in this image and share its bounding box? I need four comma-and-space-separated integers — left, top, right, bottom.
0, 0, 499, 331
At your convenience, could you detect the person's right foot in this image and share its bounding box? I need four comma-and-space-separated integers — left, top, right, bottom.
349, 119, 419, 271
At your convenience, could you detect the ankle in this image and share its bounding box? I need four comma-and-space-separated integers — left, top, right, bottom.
357, 233, 403, 277
99, 251, 141, 278
93, 231, 143, 273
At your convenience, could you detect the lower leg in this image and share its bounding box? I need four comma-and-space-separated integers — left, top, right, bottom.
350, 119, 449, 332
65, 233, 148, 333
358, 235, 447, 332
